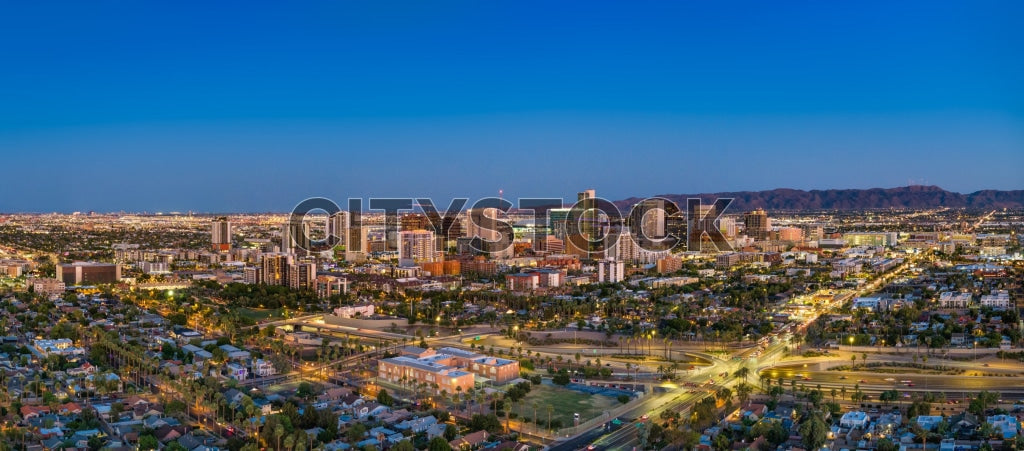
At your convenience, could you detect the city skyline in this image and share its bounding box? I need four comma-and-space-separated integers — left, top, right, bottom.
2, 1, 1022, 212
1, 4, 1022, 449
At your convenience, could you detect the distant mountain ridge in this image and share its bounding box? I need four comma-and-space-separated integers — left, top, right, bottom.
614, 185, 1024, 212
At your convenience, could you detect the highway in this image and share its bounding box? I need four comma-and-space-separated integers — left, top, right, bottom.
761, 365, 1024, 397
554, 250, 932, 450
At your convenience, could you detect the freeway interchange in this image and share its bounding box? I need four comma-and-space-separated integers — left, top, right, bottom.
548, 253, 940, 450
269, 250, 1016, 451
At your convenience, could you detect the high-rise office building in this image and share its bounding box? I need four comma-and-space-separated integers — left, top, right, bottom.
577, 189, 597, 238
401, 212, 456, 254
547, 208, 571, 241
400, 213, 432, 232
628, 198, 671, 252
327, 211, 348, 246
327, 210, 369, 262
280, 223, 291, 254
211, 217, 231, 252
438, 215, 463, 252
568, 189, 601, 258
687, 202, 721, 253
465, 208, 513, 258
281, 220, 311, 256
744, 208, 771, 240
346, 225, 368, 262
629, 198, 665, 240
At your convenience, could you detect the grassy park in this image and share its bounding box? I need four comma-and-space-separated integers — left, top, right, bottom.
513, 384, 622, 429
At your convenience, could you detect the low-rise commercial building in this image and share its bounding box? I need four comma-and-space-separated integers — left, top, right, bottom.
378, 346, 521, 395
57, 261, 121, 285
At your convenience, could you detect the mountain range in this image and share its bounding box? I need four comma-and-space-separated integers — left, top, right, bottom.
614, 185, 1024, 212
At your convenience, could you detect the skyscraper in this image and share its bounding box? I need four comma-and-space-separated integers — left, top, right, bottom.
465, 208, 513, 258
211, 217, 231, 252
577, 189, 597, 239
744, 208, 771, 240
597, 259, 625, 283
568, 189, 600, 258
629, 198, 665, 240
687, 202, 718, 253
438, 215, 463, 252
327, 211, 348, 246
398, 229, 438, 265
400, 213, 432, 232
547, 208, 571, 241
281, 220, 311, 255
288, 261, 316, 290
605, 227, 638, 262
346, 209, 368, 262
260, 253, 291, 286
719, 217, 737, 239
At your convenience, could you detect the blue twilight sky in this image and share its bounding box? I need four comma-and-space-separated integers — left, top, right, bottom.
1, 1, 1022, 213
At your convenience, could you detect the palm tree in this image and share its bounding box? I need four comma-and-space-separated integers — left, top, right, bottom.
532, 402, 539, 432
733, 366, 751, 381
736, 383, 752, 406
275, 424, 285, 451
715, 387, 732, 405
246, 404, 258, 437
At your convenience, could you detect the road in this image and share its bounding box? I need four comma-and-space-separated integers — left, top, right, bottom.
761, 365, 1024, 397
557, 249, 932, 450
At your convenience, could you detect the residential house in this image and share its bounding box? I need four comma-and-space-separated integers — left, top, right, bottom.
450, 430, 489, 450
